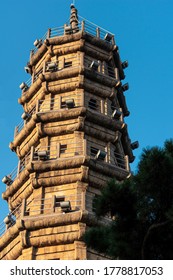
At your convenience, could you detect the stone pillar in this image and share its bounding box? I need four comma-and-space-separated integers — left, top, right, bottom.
74, 241, 87, 260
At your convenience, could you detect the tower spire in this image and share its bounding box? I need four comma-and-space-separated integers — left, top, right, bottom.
70, 2, 78, 31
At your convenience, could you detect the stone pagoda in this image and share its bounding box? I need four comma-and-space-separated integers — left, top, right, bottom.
0, 5, 138, 260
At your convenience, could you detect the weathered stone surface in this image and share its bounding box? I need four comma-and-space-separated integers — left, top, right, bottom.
1, 6, 134, 260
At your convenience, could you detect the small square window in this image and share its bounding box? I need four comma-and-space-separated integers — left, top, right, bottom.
60, 144, 67, 154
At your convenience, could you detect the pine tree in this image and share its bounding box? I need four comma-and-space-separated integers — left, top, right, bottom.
84, 139, 173, 259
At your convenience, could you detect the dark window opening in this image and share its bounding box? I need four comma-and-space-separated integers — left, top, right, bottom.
55, 196, 65, 208
25, 208, 30, 216
50, 98, 54, 111
64, 61, 72, 68
55, 196, 71, 213
88, 98, 98, 110
107, 62, 115, 78
48, 258, 60, 260
90, 146, 99, 157
114, 149, 125, 169
61, 101, 66, 108
60, 144, 67, 154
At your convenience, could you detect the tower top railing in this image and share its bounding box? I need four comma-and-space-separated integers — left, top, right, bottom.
31, 16, 115, 56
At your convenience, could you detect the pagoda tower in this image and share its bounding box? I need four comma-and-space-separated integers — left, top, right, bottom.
0, 5, 138, 260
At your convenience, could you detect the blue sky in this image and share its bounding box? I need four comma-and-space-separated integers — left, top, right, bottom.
0, 0, 173, 222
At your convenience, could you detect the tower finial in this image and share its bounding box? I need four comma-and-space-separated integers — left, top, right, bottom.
70, 2, 78, 31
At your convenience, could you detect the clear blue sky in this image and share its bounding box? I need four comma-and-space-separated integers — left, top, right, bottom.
0, 0, 173, 222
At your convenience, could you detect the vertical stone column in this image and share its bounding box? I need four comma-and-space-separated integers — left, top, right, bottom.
74, 241, 87, 260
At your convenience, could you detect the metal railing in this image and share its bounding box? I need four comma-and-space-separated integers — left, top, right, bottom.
14, 105, 37, 137
23, 192, 112, 219
14, 96, 122, 138
0, 191, 112, 237
33, 142, 84, 161
20, 18, 115, 95
30, 18, 114, 56
21, 55, 80, 94
113, 151, 127, 169
4, 141, 84, 188
3, 151, 31, 185
0, 203, 22, 236
49, 26, 65, 38
84, 57, 116, 79
43, 56, 116, 79
79, 15, 114, 42
22, 51, 116, 96
4, 140, 128, 192
20, 68, 43, 93
33, 68, 43, 83
88, 141, 128, 169
44, 55, 79, 73
23, 76, 32, 89
14, 91, 83, 137
84, 21, 112, 41
38, 93, 83, 113
24, 194, 82, 216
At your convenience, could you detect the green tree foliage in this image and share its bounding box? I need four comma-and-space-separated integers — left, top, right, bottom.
84, 139, 173, 259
